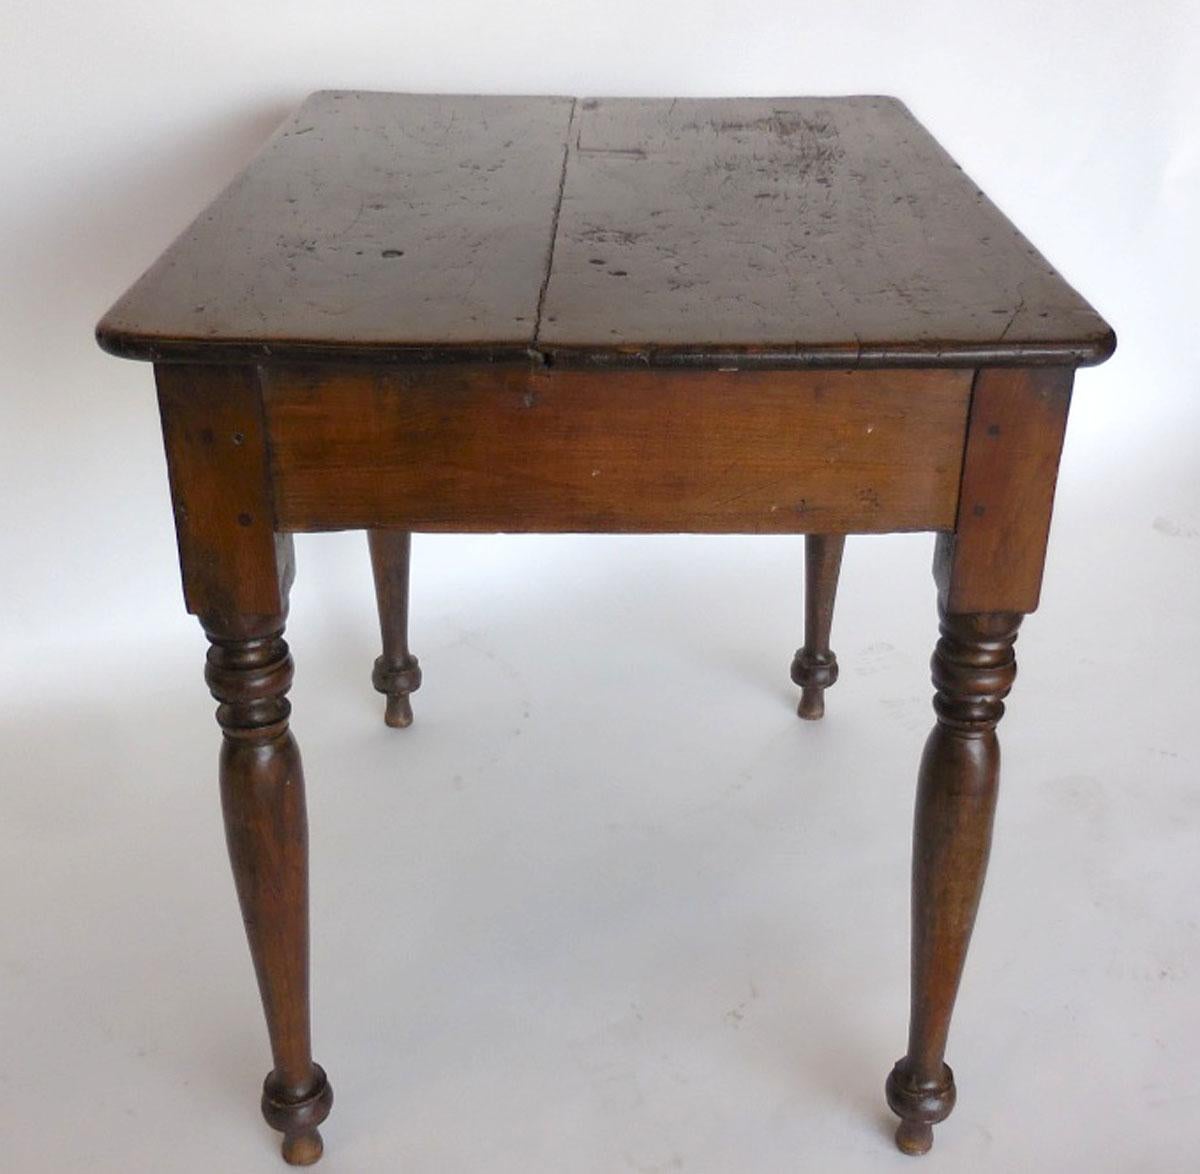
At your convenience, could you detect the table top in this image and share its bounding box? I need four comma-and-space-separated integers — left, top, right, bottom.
97, 91, 1114, 370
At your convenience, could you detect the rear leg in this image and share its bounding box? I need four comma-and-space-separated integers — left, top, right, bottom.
790, 534, 846, 720
367, 530, 422, 728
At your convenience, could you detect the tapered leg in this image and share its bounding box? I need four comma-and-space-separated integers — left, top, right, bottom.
205, 621, 333, 1165
791, 533, 846, 719
155, 364, 332, 1162
886, 608, 1022, 1154
367, 530, 422, 728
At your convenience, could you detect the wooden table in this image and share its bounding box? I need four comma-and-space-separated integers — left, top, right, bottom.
97, 92, 1114, 1164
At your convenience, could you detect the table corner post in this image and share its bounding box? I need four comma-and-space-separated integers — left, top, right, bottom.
155, 362, 332, 1164
887, 364, 1073, 1154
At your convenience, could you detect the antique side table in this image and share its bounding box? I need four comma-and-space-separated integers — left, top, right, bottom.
97, 92, 1114, 1164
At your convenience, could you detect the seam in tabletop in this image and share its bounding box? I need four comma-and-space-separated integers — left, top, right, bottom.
529, 97, 577, 361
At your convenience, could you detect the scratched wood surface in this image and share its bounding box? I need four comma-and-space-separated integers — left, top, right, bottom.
542, 97, 1112, 367
98, 92, 575, 364
97, 91, 1113, 369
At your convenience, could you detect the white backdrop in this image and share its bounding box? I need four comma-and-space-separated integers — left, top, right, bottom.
2, 3, 1198, 1172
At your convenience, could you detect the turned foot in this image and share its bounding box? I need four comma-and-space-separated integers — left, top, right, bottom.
206, 620, 334, 1165
895, 1120, 933, 1156
792, 651, 838, 720
383, 690, 414, 729
281, 1131, 323, 1166
886, 609, 1021, 1156
885, 1057, 955, 1155
791, 533, 845, 719
263, 1065, 334, 1166
372, 652, 421, 728
368, 530, 421, 728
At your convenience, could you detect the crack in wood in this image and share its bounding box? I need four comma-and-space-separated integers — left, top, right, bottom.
530, 98, 578, 358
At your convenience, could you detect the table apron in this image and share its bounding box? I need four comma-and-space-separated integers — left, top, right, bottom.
260, 364, 972, 534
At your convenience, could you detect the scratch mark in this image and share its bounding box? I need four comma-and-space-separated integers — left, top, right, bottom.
998, 296, 1026, 341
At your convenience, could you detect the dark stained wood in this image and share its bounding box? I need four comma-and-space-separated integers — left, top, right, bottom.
155, 364, 292, 632
97, 93, 1114, 371
935, 367, 1074, 614
98, 92, 576, 365
159, 362, 329, 1163
791, 534, 847, 718
205, 618, 332, 1166
884, 365, 1074, 1155
262, 365, 971, 534
542, 97, 1113, 368
96, 89, 1119, 1166
367, 530, 421, 727
886, 607, 1022, 1155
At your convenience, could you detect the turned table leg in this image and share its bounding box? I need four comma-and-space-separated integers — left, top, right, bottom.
205, 620, 333, 1164
791, 533, 846, 719
886, 607, 1021, 1154
367, 529, 422, 728
155, 364, 335, 1163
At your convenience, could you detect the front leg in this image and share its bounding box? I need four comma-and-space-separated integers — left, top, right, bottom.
155, 364, 333, 1163
886, 366, 1074, 1153
886, 608, 1021, 1154
206, 620, 333, 1164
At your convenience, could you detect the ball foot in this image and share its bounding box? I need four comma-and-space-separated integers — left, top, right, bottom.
796, 686, 825, 720
282, 1129, 324, 1166
894, 1120, 934, 1156
384, 693, 414, 728
790, 649, 838, 720
262, 1064, 333, 1167
885, 1057, 954, 1159
373, 654, 420, 729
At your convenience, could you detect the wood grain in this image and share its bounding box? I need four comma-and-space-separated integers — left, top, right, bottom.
261, 365, 972, 534
97, 92, 1114, 370
935, 367, 1074, 614
791, 534, 847, 719
100, 89, 1119, 1167
99, 92, 575, 364
155, 364, 292, 631
542, 97, 1113, 368
205, 622, 332, 1165
367, 530, 422, 728
886, 607, 1022, 1156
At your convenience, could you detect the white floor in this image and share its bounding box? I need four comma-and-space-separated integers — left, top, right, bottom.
3, 506, 1198, 1172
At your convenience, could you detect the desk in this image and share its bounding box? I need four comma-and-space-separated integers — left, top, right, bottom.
97, 92, 1114, 1164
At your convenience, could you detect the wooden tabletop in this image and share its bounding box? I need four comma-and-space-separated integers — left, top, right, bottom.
97, 91, 1114, 370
